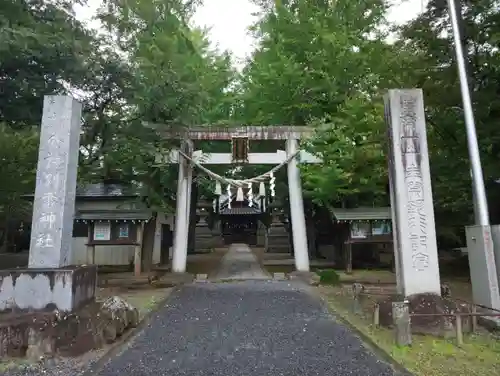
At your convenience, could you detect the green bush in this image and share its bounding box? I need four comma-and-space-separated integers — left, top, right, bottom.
316, 269, 340, 285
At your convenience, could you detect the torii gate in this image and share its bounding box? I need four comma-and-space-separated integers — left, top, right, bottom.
155, 126, 321, 274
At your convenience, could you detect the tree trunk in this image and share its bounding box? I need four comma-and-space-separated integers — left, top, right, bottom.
141, 212, 157, 272
306, 216, 316, 259
0, 225, 9, 253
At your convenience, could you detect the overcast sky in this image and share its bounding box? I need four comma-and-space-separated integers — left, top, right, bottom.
75, 0, 428, 67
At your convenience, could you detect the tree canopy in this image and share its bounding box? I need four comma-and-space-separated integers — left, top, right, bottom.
2, 0, 500, 245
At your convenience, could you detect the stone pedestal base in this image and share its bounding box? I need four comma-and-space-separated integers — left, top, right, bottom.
378, 293, 471, 336
0, 265, 97, 312
152, 272, 194, 287
0, 295, 139, 359
288, 271, 320, 286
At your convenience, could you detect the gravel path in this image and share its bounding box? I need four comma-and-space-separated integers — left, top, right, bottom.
95, 280, 400, 376
4, 245, 402, 375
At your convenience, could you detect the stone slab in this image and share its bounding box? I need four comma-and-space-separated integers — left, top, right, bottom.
288, 271, 320, 286
0, 265, 97, 312
488, 224, 500, 293
263, 258, 336, 268
195, 274, 209, 283
29, 95, 82, 268
465, 225, 500, 310
384, 89, 441, 296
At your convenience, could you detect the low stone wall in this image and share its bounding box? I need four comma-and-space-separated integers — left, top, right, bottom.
0, 265, 97, 312
0, 296, 139, 359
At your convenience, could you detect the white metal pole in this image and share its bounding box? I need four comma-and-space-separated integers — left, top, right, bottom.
447, 0, 490, 226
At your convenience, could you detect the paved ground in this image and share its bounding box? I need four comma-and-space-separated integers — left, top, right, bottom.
214, 243, 271, 280
93, 245, 399, 376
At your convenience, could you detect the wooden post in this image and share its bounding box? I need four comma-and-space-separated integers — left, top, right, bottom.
264, 227, 269, 252
345, 243, 353, 274
373, 303, 380, 326
391, 252, 396, 273
352, 283, 363, 314
455, 314, 464, 346
471, 305, 478, 333
134, 222, 144, 277
392, 300, 411, 346
87, 222, 96, 264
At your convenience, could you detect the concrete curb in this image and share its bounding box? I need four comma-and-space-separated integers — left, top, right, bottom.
313, 292, 414, 376
80, 286, 182, 376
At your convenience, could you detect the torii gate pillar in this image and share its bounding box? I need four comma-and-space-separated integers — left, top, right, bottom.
286, 138, 310, 272
172, 140, 193, 273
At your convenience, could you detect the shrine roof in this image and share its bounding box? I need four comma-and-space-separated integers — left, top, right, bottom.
75, 209, 152, 221
219, 207, 262, 215
332, 207, 391, 221
24, 183, 141, 200
75, 183, 140, 198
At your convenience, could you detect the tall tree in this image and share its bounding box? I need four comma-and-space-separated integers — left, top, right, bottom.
236, 0, 396, 207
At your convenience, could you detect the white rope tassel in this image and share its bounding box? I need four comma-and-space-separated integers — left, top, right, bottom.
248, 183, 253, 207
259, 182, 266, 197
270, 172, 276, 197
226, 184, 231, 209
236, 186, 244, 202
215, 181, 221, 195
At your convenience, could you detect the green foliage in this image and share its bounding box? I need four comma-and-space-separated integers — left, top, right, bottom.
393, 0, 500, 228
236, 0, 394, 207
316, 269, 340, 285
237, 0, 500, 242
92, 0, 237, 208
0, 124, 39, 223
302, 96, 387, 205
0, 0, 96, 126
0, 0, 237, 218
3, 0, 500, 246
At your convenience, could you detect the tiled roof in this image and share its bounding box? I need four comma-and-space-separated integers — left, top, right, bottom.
75, 183, 140, 197
331, 207, 391, 221
24, 183, 141, 199
75, 209, 152, 221
219, 207, 262, 215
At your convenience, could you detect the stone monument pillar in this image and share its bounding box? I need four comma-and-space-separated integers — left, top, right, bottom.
384, 89, 441, 296
0, 95, 97, 312
29, 96, 81, 268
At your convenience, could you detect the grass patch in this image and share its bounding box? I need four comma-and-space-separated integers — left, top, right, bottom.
335, 269, 395, 284
316, 269, 340, 285
263, 265, 394, 284
263, 265, 331, 275
97, 287, 173, 319
0, 359, 32, 372
318, 286, 500, 376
